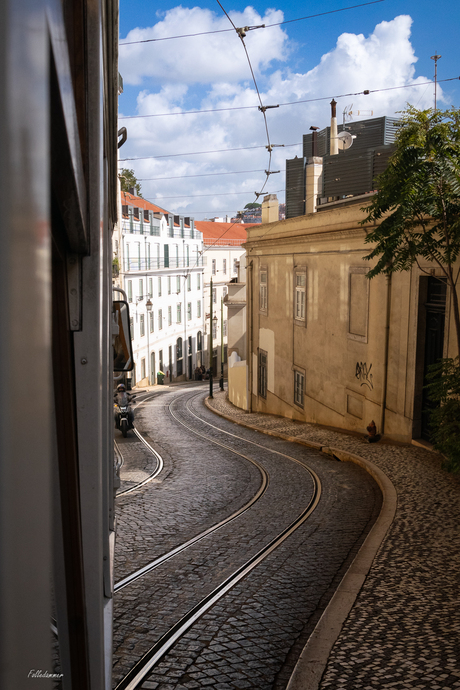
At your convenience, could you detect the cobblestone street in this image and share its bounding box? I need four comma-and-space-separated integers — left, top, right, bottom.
112, 386, 381, 689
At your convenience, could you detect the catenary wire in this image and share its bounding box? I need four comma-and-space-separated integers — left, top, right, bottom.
118, 77, 460, 121
118, 0, 385, 45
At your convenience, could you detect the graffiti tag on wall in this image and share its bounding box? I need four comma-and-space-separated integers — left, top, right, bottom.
355, 362, 373, 389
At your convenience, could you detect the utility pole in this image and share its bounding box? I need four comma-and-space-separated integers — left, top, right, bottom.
209, 276, 213, 398
431, 53, 442, 110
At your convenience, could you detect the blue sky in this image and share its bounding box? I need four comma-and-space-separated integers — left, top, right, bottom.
118, 0, 460, 219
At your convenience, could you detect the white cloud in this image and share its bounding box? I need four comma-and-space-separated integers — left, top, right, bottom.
119, 6, 289, 86
118, 14, 440, 218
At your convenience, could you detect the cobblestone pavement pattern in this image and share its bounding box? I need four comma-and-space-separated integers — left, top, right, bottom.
113, 385, 381, 689
206, 390, 460, 690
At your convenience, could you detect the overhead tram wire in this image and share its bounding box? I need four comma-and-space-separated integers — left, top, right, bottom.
118, 77, 460, 122
118, 0, 385, 45
213, 0, 277, 203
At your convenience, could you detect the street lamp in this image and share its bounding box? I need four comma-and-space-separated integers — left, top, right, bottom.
146, 297, 152, 385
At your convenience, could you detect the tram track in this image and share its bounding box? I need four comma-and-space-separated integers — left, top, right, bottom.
113, 388, 323, 690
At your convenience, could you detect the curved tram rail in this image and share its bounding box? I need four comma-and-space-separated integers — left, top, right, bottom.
114, 389, 322, 690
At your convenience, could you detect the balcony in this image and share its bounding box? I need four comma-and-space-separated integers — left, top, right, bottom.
123, 257, 203, 272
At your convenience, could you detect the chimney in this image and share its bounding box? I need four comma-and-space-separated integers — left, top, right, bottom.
261, 194, 279, 224
330, 99, 338, 156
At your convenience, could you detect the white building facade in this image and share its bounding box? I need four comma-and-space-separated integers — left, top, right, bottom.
114, 191, 204, 385
195, 221, 252, 380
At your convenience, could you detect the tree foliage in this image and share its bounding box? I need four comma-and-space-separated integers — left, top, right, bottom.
244, 202, 261, 210
362, 106, 460, 354
425, 357, 460, 473
119, 168, 142, 197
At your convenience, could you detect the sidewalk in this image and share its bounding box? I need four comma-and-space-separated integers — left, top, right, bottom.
206, 390, 460, 690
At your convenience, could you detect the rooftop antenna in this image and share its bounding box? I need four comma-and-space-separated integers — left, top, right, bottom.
431, 53, 442, 110
343, 104, 374, 129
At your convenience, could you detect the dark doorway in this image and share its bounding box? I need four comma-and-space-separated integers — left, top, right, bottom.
188, 336, 193, 380
421, 277, 447, 440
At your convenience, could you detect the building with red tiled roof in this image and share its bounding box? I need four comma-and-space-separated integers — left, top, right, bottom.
113, 191, 206, 386
193, 220, 255, 380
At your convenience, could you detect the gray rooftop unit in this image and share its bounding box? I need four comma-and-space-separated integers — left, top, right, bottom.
286, 116, 399, 218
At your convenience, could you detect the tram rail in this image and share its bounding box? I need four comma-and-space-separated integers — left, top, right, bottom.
113, 388, 322, 690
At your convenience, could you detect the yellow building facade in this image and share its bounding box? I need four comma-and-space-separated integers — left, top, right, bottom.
228, 198, 459, 443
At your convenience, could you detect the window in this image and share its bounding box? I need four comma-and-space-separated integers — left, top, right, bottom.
144, 209, 149, 222
223, 286, 227, 297
348, 267, 369, 343
294, 371, 305, 407
186, 245, 190, 267
133, 207, 139, 221
187, 274, 191, 291
168, 216, 174, 237
146, 242, 150, 268
212, 319, 217, 339
233, 259, 238, 273
140, 314, 145, 337
223, 259, 227, 274
149, 311, 154, 333
258, 350, 267, 398
180, 218, 184, 238
177, 303, 182, 323
138, 279, 143, 300
187, 302, 192, 320
212, 259, 216, 275
168, 276, 171, 294
159, 349, 164, 373
176, 338, 183, 376
197, 273, 201, 290
168, 305, 172, 326
127, 280, 132, 303
158, 309, 163, 330
141, 358, 146, 379
158, 276, 162, 297
164, 244, 169, 268
130, 317, 134, 340
175, 244, 179, 268
259, 267, 268, 313
197, 300, 201, 318
295, 270, 306, 321
148, 278, 153, 298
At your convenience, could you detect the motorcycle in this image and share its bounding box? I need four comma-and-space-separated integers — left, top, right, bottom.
114, 395, 136, 437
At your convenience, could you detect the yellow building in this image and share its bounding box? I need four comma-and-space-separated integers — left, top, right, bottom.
228, 196, 459, 444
